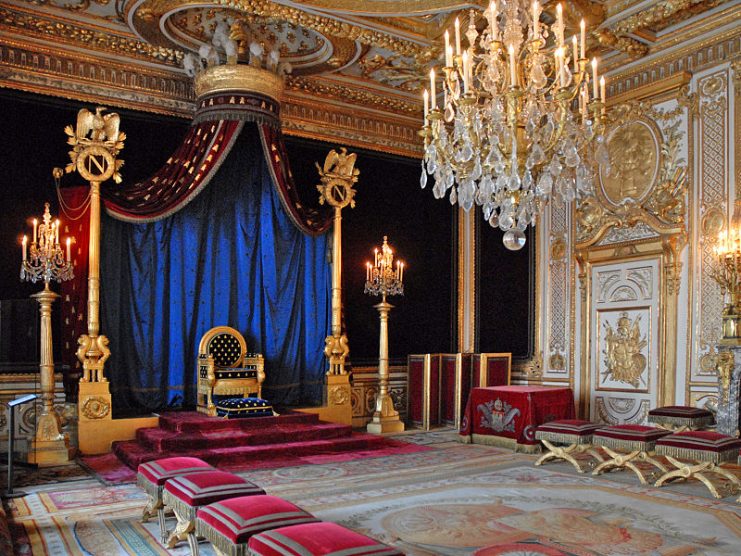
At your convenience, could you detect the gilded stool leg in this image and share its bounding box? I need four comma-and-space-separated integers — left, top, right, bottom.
157, 507, 168, 544
142, 494, 161, 522
593, 448, 648, 481
166, 506, 194, 548
586, 447, 605, 464
534, 440, 582, 471
654, 456, 739, 499
187, 531, 200, 556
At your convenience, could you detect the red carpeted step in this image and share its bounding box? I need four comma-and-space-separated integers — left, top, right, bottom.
157, 411, 318, 433
135, 422, 352, 452
113, 432, 395, 470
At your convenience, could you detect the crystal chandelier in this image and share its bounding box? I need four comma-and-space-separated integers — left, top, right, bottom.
420, 1, 610, 250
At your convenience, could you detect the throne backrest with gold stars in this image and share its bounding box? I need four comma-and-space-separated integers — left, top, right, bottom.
197, 325, 265, 416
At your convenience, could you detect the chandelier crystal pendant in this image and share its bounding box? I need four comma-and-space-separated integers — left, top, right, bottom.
420, 1, 610, 250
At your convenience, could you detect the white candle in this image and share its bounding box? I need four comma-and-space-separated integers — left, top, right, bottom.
400, 262, 404, 282
488, 1, 497, 38
508, 45, 517, 87
55, 220, 59, 244
557, 48, 566, 87
591, 58, 598, 99
430, 69, 436, 109
66, 237, 71, 262
554, 48, 561, 87
423, 89, 429, 119
600, 76, 606, 102
572, 35, 578, 72
22, 235, 27, 261
444, 30, 450, 65
532, 2, 539, 40
462, 51, 470, 92
556, 3, 564, 47
580, 19, 586, 59
446, 45, 454, 68
33, 218, 37, 243
454, 18, 461, 56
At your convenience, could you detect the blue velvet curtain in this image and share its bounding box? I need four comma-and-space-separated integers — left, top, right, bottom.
100, 125, 330, 411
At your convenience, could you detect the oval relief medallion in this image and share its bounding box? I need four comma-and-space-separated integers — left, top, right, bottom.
599, 120, 660, 206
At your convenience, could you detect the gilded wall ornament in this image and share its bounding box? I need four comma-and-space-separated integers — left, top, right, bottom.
577, 102, 687, 247
602, 312, 648, 388
328, 385, 350, 405
599, 121, 659, 206
81, 396, 111, 419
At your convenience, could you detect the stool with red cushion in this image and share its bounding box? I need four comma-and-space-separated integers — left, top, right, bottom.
654, 431, 741, 499
247, 522, 404, 556
137, 456, 214, 542
592, 425, 672, 484
648, 405, 714, 432
534, 420, 605, 473
162, 469, 265, 553
195, 495, 320, 556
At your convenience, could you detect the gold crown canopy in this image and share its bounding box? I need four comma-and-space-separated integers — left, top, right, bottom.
194, 64, 284, 103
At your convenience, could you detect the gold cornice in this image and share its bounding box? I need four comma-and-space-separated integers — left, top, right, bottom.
0, 4, 182, 65
606, 72, 692, 107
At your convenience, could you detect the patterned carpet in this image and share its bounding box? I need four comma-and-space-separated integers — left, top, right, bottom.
4, 436, 741, 555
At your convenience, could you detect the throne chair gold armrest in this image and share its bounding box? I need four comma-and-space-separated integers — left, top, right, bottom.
196, 326, 265, 416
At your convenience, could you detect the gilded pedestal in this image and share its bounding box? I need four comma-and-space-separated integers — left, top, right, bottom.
27, 285, 70, 466
367, 300, 404, 434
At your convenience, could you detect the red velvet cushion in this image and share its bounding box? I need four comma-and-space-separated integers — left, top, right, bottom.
137, 457, 213, 486
247, 522, 403, 556
648, 406, 713, 418
164, 470, 265, 507
593, 425, 672, 443
196, 495, 319, 545
656, 431, 741, 452
537, 420, 601, 435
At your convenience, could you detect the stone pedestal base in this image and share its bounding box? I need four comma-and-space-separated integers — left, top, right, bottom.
28, 436, 70, 467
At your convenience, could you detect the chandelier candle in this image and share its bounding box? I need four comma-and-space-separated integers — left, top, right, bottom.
421, 1, 608, 250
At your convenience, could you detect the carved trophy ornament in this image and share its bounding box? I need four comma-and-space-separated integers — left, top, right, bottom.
602, 312, 648, 388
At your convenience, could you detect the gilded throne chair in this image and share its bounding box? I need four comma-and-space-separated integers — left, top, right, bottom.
197, 326, 265, 416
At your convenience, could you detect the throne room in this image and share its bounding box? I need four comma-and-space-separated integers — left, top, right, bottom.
0, 1, 739, 555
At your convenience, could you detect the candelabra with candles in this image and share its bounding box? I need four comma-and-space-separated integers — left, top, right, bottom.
20, 202, 74, 466
364, 236, 405, 434
710, 207, 741, 346
421, 1, 609, 250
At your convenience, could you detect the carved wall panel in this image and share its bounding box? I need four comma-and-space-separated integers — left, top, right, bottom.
350, 365, 407, 428
589, 260, 660, 423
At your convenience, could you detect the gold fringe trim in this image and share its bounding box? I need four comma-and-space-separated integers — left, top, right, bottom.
594, 436, 654, 452
458, 435, 472, 444
137, 475, 163, 501
196, 519, 246, 556
535, 432, 593, 445
469, 433, 542, 454
649, 415, 714, 427
655, 445, 738, 464
162, 491, 199, 522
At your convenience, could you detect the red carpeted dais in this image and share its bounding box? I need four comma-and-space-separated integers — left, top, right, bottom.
110, 411, 427, 472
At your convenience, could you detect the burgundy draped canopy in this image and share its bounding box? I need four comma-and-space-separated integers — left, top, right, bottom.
100, 91, 331, 235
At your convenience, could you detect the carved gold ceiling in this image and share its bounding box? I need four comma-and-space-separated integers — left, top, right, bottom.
0, 0, 737, 156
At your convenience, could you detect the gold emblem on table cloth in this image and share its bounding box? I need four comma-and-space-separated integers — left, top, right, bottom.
478, 399, 520, 433
603, 312, 647, 388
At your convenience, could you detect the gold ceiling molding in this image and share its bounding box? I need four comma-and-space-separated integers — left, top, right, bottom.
593, 28, 648, 58
611, 0, 729, 35
282, 1, 477, 16
0, 4, 181, 65
286, 75, 421, 115
128, 0, 430, 58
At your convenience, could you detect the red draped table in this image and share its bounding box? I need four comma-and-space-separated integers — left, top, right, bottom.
459, 386, 575, 452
